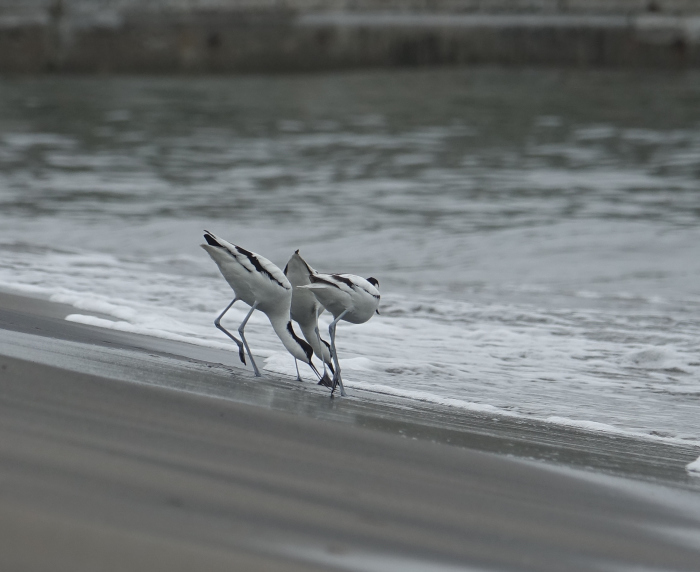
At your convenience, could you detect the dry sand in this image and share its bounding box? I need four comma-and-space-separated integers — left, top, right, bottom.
1, 291, 700, 571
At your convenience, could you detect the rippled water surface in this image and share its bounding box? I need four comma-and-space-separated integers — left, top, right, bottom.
1, 69, 699, 445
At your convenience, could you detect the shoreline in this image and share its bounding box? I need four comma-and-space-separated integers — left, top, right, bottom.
1, 289, 698, 491
2, 289, 700, 569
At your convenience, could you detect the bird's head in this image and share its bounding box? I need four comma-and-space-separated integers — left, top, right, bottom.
366, 277, 380, 314
286, 321, 319, 373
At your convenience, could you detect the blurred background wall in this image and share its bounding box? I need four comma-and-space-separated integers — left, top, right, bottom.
1, 0, 699, 72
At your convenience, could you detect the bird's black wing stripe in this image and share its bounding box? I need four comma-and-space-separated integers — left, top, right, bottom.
204, 233, 253, 275
204, 232, 221, 247
236, 246, 286, 288
203, 233, 252, 274
362, 287, 381, 300
358, 288, 380, 299
309, 274, 342, 289
354, 285, 380, 300
331, 274, 355, 288
332, 274, 380, 299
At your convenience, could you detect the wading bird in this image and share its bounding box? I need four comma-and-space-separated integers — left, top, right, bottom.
301, 273, 380, 397
284, 250, 335, 386
201, 231, 320, 380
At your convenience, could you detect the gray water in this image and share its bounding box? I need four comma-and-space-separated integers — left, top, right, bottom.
1, 69, 699, 448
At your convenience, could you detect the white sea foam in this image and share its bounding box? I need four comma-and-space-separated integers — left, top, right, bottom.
545, 416, 620, 433
1, 236, 698, 448
1, 72, 700, 454
624, 347, 689, 371
687, 457, 700, 476
346, 380, 520, 416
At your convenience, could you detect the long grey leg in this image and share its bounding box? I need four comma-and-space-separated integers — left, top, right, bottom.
328, 310, 348, 397
314, 306, 333, 388
295, 359, 302, 382
238, 301, 261, 377
315, 324, 331, 388
315, 307, 328, 378
214, 298, 246, 365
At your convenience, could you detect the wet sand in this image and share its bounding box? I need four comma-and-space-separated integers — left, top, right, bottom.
1, 291, 700, 571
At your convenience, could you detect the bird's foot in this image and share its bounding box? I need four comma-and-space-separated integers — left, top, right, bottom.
330, 374, 344, 398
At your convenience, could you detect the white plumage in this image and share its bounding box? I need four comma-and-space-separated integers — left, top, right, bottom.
283, 250, 335, 385
201, 231, 319, 379
301, 272, 380, 396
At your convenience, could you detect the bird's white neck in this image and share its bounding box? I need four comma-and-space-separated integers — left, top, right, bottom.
268, 314, 309, 362
299, 321, 330, 364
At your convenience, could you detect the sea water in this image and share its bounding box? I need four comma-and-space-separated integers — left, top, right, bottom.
0, 69, 699, 447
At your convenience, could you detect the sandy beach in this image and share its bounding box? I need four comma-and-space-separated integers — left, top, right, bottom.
0, 290, 699, 571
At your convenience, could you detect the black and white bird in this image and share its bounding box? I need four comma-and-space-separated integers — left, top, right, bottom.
301, 273, 380, 396
283, 250, 335, 386
201, 231, 320, 380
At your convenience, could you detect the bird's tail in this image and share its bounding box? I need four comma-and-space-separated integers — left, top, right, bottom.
297, 283, 327, 290
203, 230, 222, 247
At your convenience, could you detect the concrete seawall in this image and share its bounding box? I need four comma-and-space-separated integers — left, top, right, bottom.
1, 1, 700, 72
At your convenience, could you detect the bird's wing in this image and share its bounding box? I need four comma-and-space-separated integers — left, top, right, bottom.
309, 273, 379, 299
204, 231, 290, 289
303, 273, 355, 295
235, 246, 289, 288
